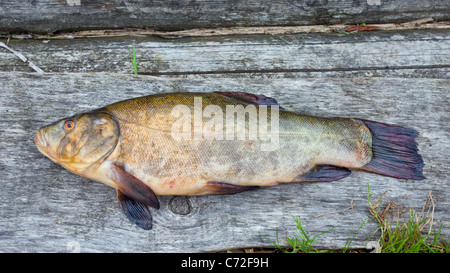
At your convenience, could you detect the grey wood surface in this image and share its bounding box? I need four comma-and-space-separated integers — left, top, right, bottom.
1, 29, 449, 78
0, 29, 449, 252
0, 0, 449, 34
0, 74, 449, 252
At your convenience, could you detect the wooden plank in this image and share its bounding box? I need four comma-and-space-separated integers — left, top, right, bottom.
0, 0, 449, 34
0, 72, 448, 252
1, 29, 449, 78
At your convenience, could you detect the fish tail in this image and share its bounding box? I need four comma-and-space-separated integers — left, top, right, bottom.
357, 120, 425, 180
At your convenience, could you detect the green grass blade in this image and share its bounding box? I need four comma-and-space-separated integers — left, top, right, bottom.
129, 42, 138, 75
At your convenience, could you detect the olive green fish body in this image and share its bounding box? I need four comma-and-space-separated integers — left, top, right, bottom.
100, 93, 371, 195
35, 92, 424, 230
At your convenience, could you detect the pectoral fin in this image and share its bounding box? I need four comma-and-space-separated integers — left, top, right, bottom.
293, 165, 351, 182
110, 163, 160, 209
117, 190, 153, 230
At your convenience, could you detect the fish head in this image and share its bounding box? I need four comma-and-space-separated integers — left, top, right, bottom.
35, 112, 119, 175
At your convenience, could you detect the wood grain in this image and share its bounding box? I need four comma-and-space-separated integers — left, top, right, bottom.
0, 18, 448, 252
0, 0, 449, 34
0, 72, 448, 252
1, 29, 449, 78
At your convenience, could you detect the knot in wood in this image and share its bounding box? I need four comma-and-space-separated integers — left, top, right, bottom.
169, 196, 192, 215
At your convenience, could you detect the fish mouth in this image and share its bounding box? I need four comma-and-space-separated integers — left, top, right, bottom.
34, 129, 48, 149
34, 129, 57, 162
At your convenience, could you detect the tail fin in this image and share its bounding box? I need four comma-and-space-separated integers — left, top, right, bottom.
358, 120, 425, 180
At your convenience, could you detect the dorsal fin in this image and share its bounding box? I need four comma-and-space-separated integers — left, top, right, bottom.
214, 92, 285, 110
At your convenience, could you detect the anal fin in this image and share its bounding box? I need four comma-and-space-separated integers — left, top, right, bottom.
293, 165, 351, 182
203, 181, 259, 195
117, 190, 153, 230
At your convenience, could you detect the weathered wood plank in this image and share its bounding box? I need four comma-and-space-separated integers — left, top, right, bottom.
1, 29, 449, 78
0, 72, 448, 252
0, 0, 448, 34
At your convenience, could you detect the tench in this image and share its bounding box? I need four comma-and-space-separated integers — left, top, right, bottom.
35, 92, 424, 230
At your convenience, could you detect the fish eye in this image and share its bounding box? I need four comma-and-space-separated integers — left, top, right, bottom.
64, 120, 75, 131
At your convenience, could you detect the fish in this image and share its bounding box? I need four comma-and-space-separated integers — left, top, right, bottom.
34, 92, 424, 230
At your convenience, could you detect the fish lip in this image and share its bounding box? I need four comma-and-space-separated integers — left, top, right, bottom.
35, 129, 57, 161
34, 129, 48, 149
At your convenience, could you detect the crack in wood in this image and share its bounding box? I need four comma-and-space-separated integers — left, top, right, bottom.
139, 65, 450, 76
2, 20, 448, 40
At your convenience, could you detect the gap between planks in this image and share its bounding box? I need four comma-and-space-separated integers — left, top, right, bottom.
2, 18, 449, 40
138, 65, 450, 76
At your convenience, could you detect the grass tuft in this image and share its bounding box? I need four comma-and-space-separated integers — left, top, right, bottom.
264, 215, 335, 253
129, 42, 138, 75
367, 185, 449, 253
265, 185, 449, 253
